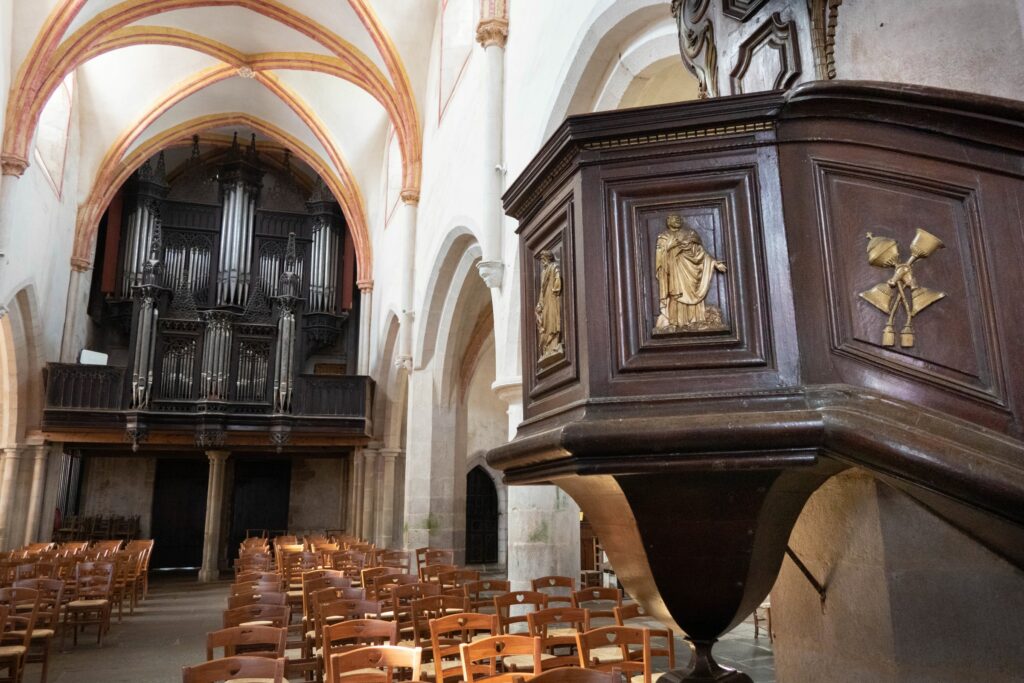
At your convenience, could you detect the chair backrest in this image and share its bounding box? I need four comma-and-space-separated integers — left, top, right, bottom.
205, 625, 287, 660
227, 591, 287, 610
529, 607, 591, 668
360, 566, 402, 597
318, 598, 382, 626
13, 577, 63, 629
571, 588, 622, 622
430, 612, 498, 683
390, 581, 441, 631
409, 594, 469, 646
222, 603, 291, 629
460, 635, 542, 682
235, 570, 281, 585
613, 604, 675, 669
494, 591, 548, 634
328, 644, 421, 683
75, 561, 114, 597
420, 563, 457, 584
531, 576, 576, 607
464, 579, 510, 613
181, 655, 285, 683
377, 550, 410, 571
529, 669, 625, 683
303, 573, 353, 619
437, 569, 480, 593
0, 587, 40, 648
322, 619, 398, 682
230, 580, 282, 596
576, 627, 651, 683
371, 572, 417, 602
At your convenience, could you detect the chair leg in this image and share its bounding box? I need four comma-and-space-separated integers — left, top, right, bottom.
39, 638, 51, 683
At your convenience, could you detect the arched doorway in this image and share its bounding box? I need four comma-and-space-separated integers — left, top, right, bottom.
465, 465, 498, 564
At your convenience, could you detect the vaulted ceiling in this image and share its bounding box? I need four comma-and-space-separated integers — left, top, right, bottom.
4, 0, 440, 281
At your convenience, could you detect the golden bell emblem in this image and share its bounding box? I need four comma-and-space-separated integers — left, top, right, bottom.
859, 229, 946, 348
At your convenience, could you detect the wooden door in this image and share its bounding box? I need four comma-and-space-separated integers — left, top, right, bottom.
150, 458, 208, 569
228, 458, 291, 560
465, 466, 498, 564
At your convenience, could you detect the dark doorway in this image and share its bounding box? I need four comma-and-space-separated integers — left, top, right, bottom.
228, 458, 291, 562
150, 458, 209, 569
465, 465, 499, 564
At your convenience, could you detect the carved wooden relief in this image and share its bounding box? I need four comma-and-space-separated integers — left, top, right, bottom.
671, 0, 720, 98
722, 0, 769, 22
808, 0, 842, 79
730, 12, 802, 95
523, 194, 578, 400
814, 159, 1005, 407
604, 162, 775, 377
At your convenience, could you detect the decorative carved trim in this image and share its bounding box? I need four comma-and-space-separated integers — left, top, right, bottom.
357, 279, 374, 293
1, 154, 28, 176
69, 257, 93, 272
722, 0, 769, 22
399, 188, 420, 205
808, 0, 843, 79
477, 260, 505, 288
730, 12, 802, 95
582, 122, 773, 151
476, 18, 509, 49
671, 0, 719, 98
195, 428, 227, 448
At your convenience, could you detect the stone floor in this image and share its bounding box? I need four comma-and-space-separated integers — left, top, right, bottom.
33, 575, 775, 683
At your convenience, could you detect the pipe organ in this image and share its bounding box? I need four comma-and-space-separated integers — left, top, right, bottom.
89, 132, 360, 441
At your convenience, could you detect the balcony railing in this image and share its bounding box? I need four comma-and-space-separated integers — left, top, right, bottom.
44, 364, 125, 410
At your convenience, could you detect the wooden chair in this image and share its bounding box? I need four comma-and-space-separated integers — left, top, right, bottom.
390, 582, 441, 640
409, 595, 469, 649
576, 628, 650, 683
328, 644, 421, 683
235, 570, 282, 585
570, 589, 622, 626
460, 635, 543, 683
429, 612, 498, 683
465, 580, 510, 613
227, 591, 287, 610
378, 550, 411, 572
206, 625, 287, 659
62, 562, 113, 647
528, 608, 590, 670
531, 577, 576, 608
495, 591, 548, 635
372, 573, 418, 604
321, 619, 398, 682
437, 569, 480, 595
11, 578, 62, 683
420, 564, 457, 585
181, 655, 285, 683
614, 605, 674, 669
361, 567, 403, 599
223, 604, 291, 629
0, 587, 39, 683
527, 668, 624, 683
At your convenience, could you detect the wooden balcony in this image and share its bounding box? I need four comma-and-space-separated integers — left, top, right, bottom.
41, 362, 373, 450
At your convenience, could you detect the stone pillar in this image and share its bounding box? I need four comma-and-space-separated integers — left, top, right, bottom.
199, 450, 229, 582
475, 1, 510, 288
59, 261, 93, 362
360, 448, 379, 542
23, 444, 48, 544
395, 194, 418, 367
0, 447, 22, 550
356, 284, 373, 375
495, 380, 581, 590
349, 451, 364, 537
376, 448, 400, 549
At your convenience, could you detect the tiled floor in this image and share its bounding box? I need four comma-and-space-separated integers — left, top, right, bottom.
36, 575, 775, 683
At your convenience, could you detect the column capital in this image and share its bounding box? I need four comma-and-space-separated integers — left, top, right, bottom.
205, 450, 230, 463
379, 448, 403, 459
69, 256, 93, 272
1, 154, 28, 177
477, 260, 504, 289
399, 189, 420, 206
476, 17, 509, 48
2, 446, 24, 459
357, 279, 374, 293
491, 377, 523, 405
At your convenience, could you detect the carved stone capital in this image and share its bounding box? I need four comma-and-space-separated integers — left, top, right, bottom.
0, 306, 7, 320
400, 189, 420, 205
476, 18, 509, 48
477, 260, 504, 288
491, 377, 522, 406
357, 279, 374, 293
1, 154, 28, 177
69, 257, 93, 273
394, 355, 413, 372
205, 449, 230, 463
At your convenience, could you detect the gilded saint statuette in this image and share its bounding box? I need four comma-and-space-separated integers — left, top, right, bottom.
859, 228, 946, 348
535, 250, 564, 362
654, 214, 727, 333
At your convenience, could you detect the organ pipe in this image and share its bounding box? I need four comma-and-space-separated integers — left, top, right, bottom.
130, 221, 164, 409
215, 133, 263, 307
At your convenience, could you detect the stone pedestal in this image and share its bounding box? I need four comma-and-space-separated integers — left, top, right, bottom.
199, 450, 228, 582
376, 448, 400, 548
0, 447, 21, 550
360, 448, 379, 541
23, 444, 48, 544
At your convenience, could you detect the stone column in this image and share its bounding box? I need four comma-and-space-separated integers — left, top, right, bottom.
495, 380, 581, 590
376, 448, 400, 549
475, 4, 510, 289
199, 450, 229, 582
360, 448, 379, 542
0, 447, 22, 550
395, 194, 418, 368
59, 260, 93, 362
356, 284, 373, 375
23, 444, 49, 544
348, 451, 364, 537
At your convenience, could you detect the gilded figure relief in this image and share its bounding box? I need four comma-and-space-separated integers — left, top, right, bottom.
859, 228, 946, 348
654, 214, 728, 333
536, 250, 564, 361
